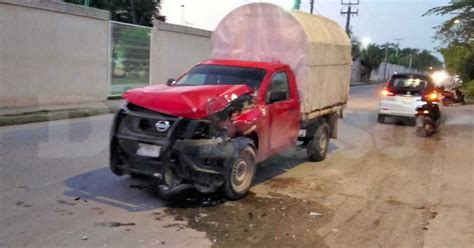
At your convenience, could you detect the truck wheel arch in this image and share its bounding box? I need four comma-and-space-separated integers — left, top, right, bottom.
245, 131, 259, 151
327, 112, 339, 139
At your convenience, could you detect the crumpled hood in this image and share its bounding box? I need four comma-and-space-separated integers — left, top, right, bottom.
123, 84, 253, 119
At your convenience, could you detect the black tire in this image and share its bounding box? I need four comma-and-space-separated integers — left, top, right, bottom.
307, 122, 330, 162
130, 172, 149, 179
377, 114, 385, 123
442, 99, 449, 106
415, 116, 432, 137
220, 145, 256, 200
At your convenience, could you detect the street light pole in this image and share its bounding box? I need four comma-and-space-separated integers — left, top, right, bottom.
408, 54, 413, 70
394, 38, 403, 57
180, 5, 185, 25
84, 0, 90, 7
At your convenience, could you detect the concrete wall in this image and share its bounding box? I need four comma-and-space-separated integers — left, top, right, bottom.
0, 0, 109, 108
371, 62, 420, 81
350, 59, 362, 83
150, 21, 211, 84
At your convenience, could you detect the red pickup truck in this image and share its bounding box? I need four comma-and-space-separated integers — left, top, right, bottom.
110, 59, 344, 199
110, 3, 351, 199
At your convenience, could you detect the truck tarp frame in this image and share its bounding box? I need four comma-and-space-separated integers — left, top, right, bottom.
211, 3, 352, 115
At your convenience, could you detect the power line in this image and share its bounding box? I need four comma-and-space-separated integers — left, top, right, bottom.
340, 0, 359, 37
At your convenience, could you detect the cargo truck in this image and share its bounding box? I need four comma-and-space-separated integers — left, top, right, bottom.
110, 3, 352, 199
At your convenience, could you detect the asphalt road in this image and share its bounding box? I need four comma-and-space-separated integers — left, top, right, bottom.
1, 84, 472, 248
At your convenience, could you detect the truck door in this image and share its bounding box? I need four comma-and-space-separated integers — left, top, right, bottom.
265, 70, 300, 153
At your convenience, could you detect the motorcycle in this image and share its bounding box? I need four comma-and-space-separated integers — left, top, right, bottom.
441, 86, 465, 106
415, 91, 441, 137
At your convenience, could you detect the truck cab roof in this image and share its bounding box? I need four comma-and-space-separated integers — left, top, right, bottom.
202, 59, 289, 71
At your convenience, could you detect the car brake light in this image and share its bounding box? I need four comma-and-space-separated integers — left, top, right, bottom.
381, 89, 394, 96
427, 92, 438, 101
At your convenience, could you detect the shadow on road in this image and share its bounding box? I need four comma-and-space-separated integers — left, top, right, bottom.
63, 167, 164, 212
63, 145, 338, 211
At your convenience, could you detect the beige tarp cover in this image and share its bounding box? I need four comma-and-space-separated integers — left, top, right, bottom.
211, 3, 352, 115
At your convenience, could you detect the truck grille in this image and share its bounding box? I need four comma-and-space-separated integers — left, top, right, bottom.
118, 103, 209, 139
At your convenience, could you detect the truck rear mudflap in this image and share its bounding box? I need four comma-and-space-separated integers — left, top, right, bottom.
110, 103, 251, 194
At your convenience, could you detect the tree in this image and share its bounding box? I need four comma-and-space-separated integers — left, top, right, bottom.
351, 37, 361, 61
64, 0, 162, 27
293, 0, 301, 9
424, 0, 474, 96
423, 0, 474, 45
360, 44, 384, 76
441, 43, 474, 81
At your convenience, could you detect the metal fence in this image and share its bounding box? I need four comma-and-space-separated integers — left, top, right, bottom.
109, 21, 151, 97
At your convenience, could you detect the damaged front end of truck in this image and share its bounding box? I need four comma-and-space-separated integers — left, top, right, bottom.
109, 87, 258, 197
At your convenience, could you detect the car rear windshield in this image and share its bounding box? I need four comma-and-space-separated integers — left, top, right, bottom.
388, 75, 433, 94
175, 64, 267, 89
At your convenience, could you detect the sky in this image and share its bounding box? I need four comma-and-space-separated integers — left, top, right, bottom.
161, 0, 451, 60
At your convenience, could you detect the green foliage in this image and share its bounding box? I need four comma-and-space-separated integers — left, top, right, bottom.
441, 43, 474, 81
356, 40, 442, 74
110, 23, 151, 95
425, 0, 474, 84
360, 44, 384, 71
424, 0, 474, 45
384, 46, 442, 71
351, 37, 361, 60
64, 0, 161, 26
464, 80, 474, 98
293, 0, 301, 9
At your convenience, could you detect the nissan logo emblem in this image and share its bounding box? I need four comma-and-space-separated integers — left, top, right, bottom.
155, 120, 170, 132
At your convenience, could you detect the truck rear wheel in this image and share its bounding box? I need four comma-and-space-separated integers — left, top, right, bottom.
307, 122, 329, 162
377, 114, 385, 123
220, 145, 256, 200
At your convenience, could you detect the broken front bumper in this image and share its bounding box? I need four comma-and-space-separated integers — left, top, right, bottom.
109, 103, 238, 192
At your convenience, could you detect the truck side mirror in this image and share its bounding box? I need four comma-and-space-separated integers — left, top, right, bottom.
268, 91, 287, 103
166, 78, 175, 86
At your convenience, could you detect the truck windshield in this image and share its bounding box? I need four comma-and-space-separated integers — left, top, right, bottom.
175, 65, 266, 89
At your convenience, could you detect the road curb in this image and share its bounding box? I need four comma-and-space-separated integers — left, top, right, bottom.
0, 83, 384, 127
0, 107, 118, 127
350, 82, 385, 87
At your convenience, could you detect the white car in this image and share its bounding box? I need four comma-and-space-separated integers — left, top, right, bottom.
378, 73, 437, 123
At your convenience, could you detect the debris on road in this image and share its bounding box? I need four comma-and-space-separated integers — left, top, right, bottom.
309, 212, 323, 217
164, 192, 331, 247
57, 200, 76, 206
81, 236, 89, 241
16, 185, 30, 191
129, 184, 148, 190
95, 222, 136, 228
90, 207, 105, 215
15, 201, 31, 208
73, 197, 88, 203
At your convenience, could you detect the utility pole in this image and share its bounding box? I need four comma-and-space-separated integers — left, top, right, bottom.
408, 53, 413, 70
340, 0, 359, 37
180, 4, 185, 25
383, 42, 389, 81
394, 38, 403, 57
310, 0, 315, 14
130, 0, 137, 24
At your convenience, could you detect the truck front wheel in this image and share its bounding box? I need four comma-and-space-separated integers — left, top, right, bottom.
307, 122, 330, 162
220, 145, 256, 200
